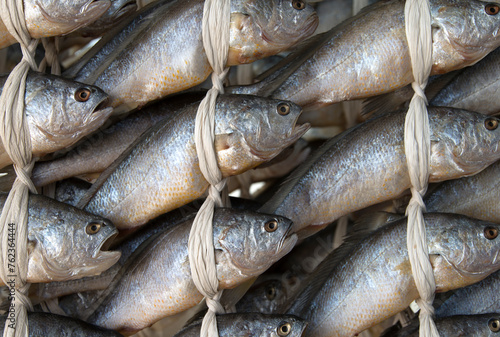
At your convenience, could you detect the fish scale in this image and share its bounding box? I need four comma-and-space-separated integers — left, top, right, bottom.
71, 0, 319, 110
81, 95, 309, 229
261, 107, 500, 238
272, 0, 411, 108
58, 209, 299, 334
291, 214, 500, 336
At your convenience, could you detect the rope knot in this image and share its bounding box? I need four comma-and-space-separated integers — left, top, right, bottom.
408, 189, 426, 209
15, 289, 33, 311
416, 298, 435, 317
411, 81, 428, 105
13, 162, 37, 193
211, 70, 229, 93
205, 296, 225, 315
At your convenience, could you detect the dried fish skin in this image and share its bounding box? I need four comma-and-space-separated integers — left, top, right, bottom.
258, 0, 500, 109
383, 314, 500, 337
72, 0, 318, 110
82, 95, 309, 229
0, 0, 111, 48
431, 47, 500, 115
82, 209, 297, 333
425, 160, 500, 223
262, 107, 500, 237
294, 214, 500, 337
76, 0, 138, 38
0, 194, 120, 285
435, 270, 500, 317
0, 72, 113, 169
0, 312, 123, 337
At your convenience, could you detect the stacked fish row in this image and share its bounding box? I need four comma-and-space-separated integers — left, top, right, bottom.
1, 0, 500, 336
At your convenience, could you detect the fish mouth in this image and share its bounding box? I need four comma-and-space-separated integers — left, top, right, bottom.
287, 122, 311, 145
283, 108, 311, 148
93, 229, 121, 261
249, 114, 310, 161
84, 96, 114, 127
93, 96, 113, 116
276, 221, 298, 256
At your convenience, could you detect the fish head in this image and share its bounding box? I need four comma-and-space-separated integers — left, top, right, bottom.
216, 95, 310, 177
24, 73, 113, 156
253, 314, 308, 337
429, 107, 500, 182
428, 214, 500, 292
228, 0, 318, 65
27, 201, 120, 283
215, 209, 297, 284
236, 278, 288, 314
24, 0, 111, 37
431, 0, 500, 73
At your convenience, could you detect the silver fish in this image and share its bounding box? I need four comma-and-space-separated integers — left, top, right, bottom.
0, 193, 120, 285
0, 72, 113, 169
60, 209, 297, 334
260, 107, 500, 238
0, 0, 111, 48
289, 214, 500, 337
79, 95, 309, 230
174, 313, 307, 337
67, 0, 318, 110
234, 0, 500, 110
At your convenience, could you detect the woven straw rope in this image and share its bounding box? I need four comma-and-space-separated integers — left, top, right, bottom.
0, 1, 39, 337
187, 0, 231, 336
404, 0, 439, 335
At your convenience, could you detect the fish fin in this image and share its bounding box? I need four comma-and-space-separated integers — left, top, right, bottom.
287, 216, 396, 316
361, 90, 410, 119
220, 277, 258, 311
258, 124, 358, 214
353, 211, 404, 233
63, 0, 168, 81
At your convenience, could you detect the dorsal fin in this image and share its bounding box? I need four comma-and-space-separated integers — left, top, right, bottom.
258, 119, 363, 215
287, 214, 403, 316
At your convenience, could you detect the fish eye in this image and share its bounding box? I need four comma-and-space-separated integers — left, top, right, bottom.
277, 322, 292, 336
484, 226, 499, 240
265, 285, 276, 300
277, 103, 291, 116
485, 118, 499, 130
486, 3, 500, 15
75, 88, 92, 102
489, 318, 500, 332
86, 222, 102, 235
292, 0, 305, 10
265, 220, 279, 232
